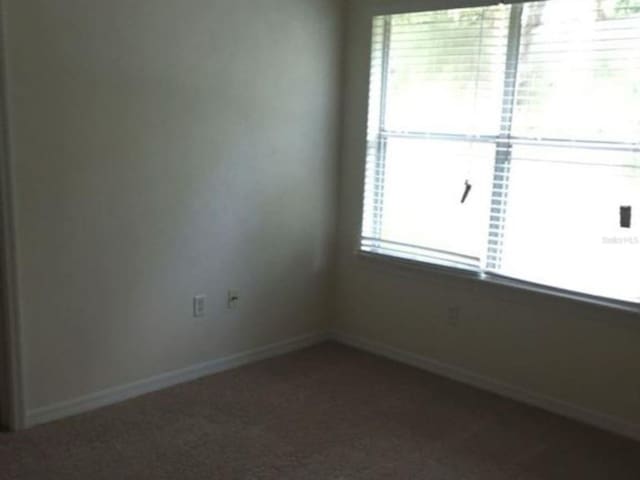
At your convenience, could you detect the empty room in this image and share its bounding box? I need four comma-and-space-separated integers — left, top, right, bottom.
1, 0, 639, 478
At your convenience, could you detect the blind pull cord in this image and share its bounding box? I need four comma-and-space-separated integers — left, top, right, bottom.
461, 180, 473, 204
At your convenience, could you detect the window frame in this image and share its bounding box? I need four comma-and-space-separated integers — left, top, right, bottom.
356, 0, 640, 315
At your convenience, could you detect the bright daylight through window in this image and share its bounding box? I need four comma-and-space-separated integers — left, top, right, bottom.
361, 0, 640, 304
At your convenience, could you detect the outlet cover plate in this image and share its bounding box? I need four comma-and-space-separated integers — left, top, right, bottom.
193, 295, 206, 317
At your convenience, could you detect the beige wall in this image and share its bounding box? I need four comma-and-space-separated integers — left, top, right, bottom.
3, 0, 342, 412
4, 0, 639, 432
335, 0, 640, 427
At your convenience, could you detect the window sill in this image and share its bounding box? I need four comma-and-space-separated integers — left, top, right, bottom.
356, 249, 640, 316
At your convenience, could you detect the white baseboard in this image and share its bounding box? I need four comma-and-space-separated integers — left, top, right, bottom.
332, 331, 640, 442
24, 329, 640, 443
26, 332, 329, 428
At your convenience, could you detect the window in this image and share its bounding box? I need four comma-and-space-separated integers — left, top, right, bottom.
361, 0, 640, 305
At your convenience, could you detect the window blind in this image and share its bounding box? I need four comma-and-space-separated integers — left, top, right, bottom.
490, 0, 640, 301
363, 5, 512, 269
361, 0, 640, 304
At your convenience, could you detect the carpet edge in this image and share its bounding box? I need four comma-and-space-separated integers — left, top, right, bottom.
331, 331, 640, 442
26, 331, 330, 428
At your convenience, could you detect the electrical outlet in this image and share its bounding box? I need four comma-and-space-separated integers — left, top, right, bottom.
227, 290, 239, 309
193, 295, 206, 317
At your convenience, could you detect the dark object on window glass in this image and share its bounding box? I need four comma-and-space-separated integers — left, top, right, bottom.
620, 206, 631, 228
461, 180, 472, 204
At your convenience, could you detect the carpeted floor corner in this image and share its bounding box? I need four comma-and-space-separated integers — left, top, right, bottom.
1, 342, 639, 479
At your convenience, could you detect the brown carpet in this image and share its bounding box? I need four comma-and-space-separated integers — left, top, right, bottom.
1, 342, 639, 479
